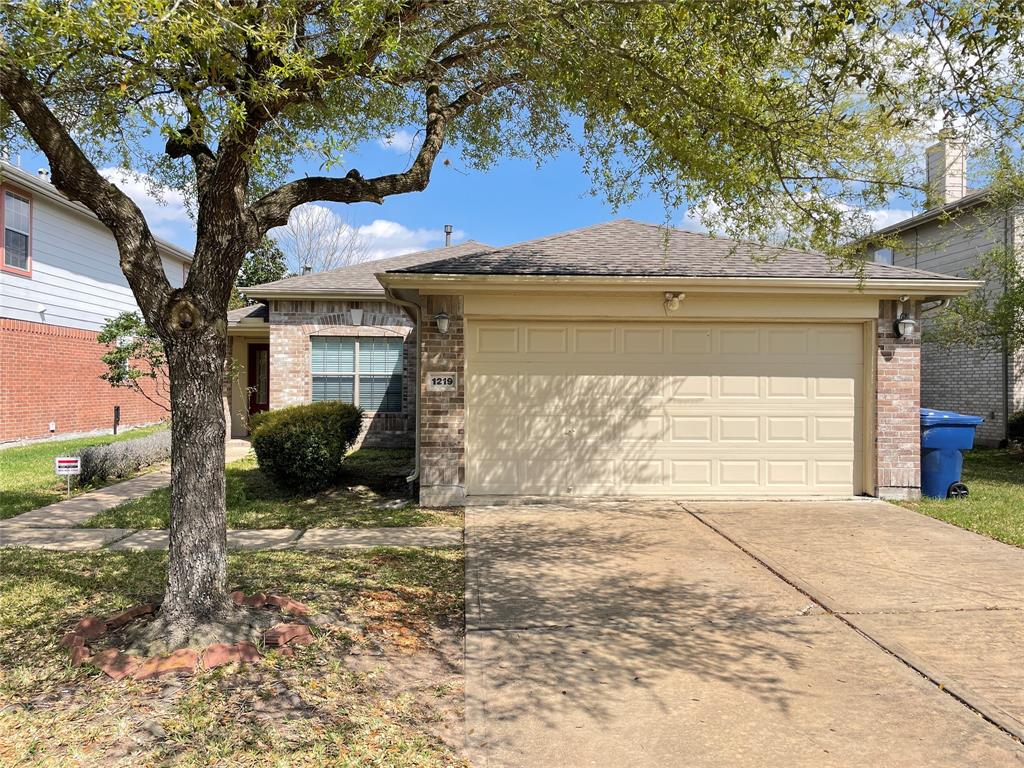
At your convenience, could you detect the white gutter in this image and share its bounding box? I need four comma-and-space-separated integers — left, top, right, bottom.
380, 284, 423, 486
377, 271, 983, 298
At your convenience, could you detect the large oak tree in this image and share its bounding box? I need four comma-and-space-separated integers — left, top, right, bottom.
2, 0, 1021, 648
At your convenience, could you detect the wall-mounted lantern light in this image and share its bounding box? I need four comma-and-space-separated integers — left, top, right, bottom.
893, 295, 917, 338
664, 292, 685, 312
434, 309, 451, 335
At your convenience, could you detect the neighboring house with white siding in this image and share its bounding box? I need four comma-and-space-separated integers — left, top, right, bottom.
866, 141, 1023, 445
0, 161, 192, 442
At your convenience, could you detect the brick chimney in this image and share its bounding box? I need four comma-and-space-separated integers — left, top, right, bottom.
925, 139, 967, 208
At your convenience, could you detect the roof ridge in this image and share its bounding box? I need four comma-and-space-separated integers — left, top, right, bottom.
485, 218, 637, 253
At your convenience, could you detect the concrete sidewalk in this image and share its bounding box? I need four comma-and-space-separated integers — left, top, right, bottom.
465, 501, 1023, 768
0, 525, 462, 551
1, 439, 252, 530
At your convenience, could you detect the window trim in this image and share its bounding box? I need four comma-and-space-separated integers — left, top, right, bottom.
0, 184, 33, 277
310, 334, 404, 413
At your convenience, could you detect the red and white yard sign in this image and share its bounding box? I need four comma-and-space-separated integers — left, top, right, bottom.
55, 456, 81, 476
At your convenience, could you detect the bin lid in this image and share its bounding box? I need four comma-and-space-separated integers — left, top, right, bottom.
920, 408, 985, 427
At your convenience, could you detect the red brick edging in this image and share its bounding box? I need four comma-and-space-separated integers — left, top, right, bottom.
61, 591, 313, 680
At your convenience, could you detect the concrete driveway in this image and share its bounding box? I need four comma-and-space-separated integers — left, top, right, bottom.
465, 500, 1024, 767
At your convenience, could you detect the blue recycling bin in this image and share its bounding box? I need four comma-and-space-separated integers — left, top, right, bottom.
920, 408, 984, 499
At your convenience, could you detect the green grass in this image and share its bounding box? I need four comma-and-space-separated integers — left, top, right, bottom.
0, 547, 465, 767
83, 448, 463, 530
900, 448, 1024, 547
0, 425, 167, 521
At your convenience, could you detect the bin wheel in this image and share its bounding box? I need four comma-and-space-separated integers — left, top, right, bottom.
947, 482, 969, 499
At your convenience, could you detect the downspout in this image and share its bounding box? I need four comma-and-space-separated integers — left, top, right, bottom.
1002, 210, 1014, 444
384, 286, 423, 484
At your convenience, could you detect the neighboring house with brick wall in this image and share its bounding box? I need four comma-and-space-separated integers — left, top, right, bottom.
866, 140, 1024, 446
234, 218, 976, 504
0, 162, 192, 443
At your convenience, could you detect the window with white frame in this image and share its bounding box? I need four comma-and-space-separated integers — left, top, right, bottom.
311, 336, 403, 412
3, 190, 31, 273
872, 247, 894, 266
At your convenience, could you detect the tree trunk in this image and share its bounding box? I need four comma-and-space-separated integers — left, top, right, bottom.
159, 323, 232, 645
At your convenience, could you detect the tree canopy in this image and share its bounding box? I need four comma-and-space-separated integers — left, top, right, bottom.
5, 0, 1024, 647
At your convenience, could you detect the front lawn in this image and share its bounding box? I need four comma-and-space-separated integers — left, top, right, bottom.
0, 547, 465, 767
900, 448, 1024, 547
83, 448, 463, 530
0, 425, 167, 521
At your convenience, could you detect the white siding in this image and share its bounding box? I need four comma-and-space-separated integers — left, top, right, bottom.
0, 192, 190, 331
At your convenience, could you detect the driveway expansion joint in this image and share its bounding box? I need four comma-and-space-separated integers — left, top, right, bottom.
679, 502, 1024, 746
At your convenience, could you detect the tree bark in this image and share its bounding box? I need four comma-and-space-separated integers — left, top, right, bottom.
159, 323, 232, 645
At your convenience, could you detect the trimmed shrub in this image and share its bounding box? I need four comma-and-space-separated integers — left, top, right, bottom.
77, 429, 172, 485
250, 402, 363, 491
1009, 411, 1024, 444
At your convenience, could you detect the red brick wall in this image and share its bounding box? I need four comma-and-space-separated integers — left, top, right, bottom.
0, 318, 168, 442
875, 300, 922, 499
418, 295, 465, 506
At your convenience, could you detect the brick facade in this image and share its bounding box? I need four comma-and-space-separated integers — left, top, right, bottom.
875, 300, 922, 499
920, 337, 1006, 446
417, 295, 465, 506
265, 299, 416, 448
0, 318, 168, 443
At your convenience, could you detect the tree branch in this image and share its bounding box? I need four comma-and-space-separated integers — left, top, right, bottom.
250, 75, 517, 231
0, 54, 173, 326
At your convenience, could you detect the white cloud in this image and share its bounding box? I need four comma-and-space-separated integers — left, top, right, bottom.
99, 168, 194, 245
271, 203, 464, 270
863, 207, 915, 231
356, 218, 463, 260
377, 129, 420, 155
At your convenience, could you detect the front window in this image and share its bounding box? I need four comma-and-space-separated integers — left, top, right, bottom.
872, 247, 894, 266
311, 336, 403, 412
3, 190, 31, 273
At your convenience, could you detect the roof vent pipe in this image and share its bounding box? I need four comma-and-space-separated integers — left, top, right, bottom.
444, 224, 453, 247
37, 167, 50, 181
301, 264, 312, 275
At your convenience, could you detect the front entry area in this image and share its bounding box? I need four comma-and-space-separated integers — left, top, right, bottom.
466, 320, 865, 497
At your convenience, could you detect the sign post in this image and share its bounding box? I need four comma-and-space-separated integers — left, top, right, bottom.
55, 456, 81, 498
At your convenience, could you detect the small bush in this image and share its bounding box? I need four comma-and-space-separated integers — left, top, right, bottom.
250, 402, 363, 491
77, 429, 171, 485
1008, 411, 1024, 444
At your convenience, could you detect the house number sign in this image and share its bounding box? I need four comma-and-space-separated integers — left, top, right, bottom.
427, 372, 457, 392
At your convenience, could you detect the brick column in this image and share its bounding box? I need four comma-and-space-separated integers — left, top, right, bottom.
875, 300, 922, 499
419, 295, 466, 506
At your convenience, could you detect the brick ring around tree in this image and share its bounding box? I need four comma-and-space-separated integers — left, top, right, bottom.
59, 592, 314, 681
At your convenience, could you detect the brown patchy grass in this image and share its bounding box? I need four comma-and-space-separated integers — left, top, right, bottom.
0, 548, 466, 767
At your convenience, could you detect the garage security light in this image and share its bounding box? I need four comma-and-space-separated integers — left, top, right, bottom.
664, 292, 685, 312
434, 310, 451, 335
893, 295, 917, 338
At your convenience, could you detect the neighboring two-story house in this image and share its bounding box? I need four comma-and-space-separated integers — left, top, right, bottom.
0, 162, 193, 443
867, 141, 1024, 445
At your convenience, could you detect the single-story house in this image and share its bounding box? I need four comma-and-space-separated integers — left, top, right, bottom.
231, 219, 979, 505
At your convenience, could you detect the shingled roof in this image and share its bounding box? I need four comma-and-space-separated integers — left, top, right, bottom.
246, 240, 491, 296
390, 219, 954, 281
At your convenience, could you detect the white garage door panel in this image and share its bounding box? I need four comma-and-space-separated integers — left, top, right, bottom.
467, 322, 863, 496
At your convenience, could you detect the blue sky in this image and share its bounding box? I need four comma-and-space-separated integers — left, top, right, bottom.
14, 132, 916, 259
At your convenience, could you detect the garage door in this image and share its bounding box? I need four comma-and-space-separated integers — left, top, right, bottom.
466, 321, 864, 497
